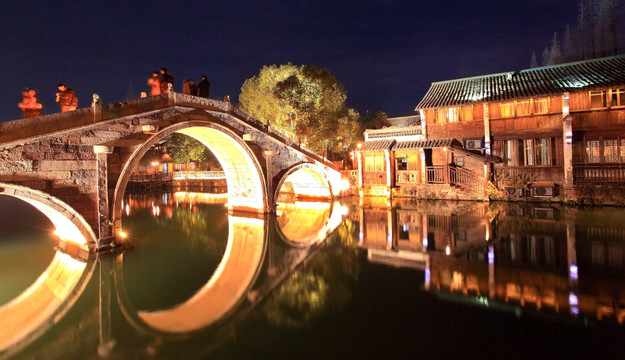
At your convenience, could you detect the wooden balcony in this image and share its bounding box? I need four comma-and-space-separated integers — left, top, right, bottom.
574, 164, 625, 183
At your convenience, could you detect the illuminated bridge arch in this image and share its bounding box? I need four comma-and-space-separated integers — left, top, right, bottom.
112, 120, 267, 235
0, 183, 97, 251
274, 162, 338, 203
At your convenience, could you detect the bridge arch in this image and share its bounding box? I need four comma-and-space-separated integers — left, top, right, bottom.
274, 162, 335, 204
0, 183, 97, 250
112, 120, 267, 237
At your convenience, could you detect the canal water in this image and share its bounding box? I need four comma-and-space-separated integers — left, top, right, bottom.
1, 192, 624, 359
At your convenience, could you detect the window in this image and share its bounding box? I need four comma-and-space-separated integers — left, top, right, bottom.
502, 140, 518, 166
534, 138, 551, 165
501, 138, 552, 166
364, 154, 385, 171
435, 109, 446, 123
585, 140, 600, 163
621, 139, 625, 162
459, 105, 473, 122
447, 107, 458, 122
533, 98, 549, 114
396, 156, 407, 171
500, 102, 514, 117
590, 90, 607, 108
515, 100, 531, 116
604, 139, 619, 163
612, 88, 625, 107
524, 139, 535, 166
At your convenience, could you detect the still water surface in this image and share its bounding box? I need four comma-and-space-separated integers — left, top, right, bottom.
0, 192, 624, 359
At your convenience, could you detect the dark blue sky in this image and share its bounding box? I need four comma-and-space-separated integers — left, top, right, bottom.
0, 1, 578, 121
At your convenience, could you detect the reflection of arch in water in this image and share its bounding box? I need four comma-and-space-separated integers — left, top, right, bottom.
113, 120, 267, 239
275, 200, 346, 247
274, 163, 334, 203
115, 214, 267, 335
0, 251, 96, 357
0, 184, 97, 355
0, 183, 97, 251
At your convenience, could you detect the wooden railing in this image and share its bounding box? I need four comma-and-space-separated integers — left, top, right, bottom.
396, 170, 420, 184
172, 171, 226, 180
129, 173, 173, 182
574, 165, 625, 183
449, 167, 484, 194
426, 166, 484, 194
426, 166, 447, 184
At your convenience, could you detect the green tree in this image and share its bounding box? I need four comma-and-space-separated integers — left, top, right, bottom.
168, 133, 208, 164
239, 64, 360, 157
361, 110, 390, 130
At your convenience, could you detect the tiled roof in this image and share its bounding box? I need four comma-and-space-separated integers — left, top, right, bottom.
387, 115, 421, 127
392, 138, 456, 150
360, 139, 395, 152
416, 55, 625, 109
366, 126, 422, 140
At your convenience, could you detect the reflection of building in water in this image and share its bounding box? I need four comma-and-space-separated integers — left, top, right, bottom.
123, 191, 227, 218
358, 201, 625, 324
359, 198, 488, 255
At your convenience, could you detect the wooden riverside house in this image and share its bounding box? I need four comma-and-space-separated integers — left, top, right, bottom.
357, 54, 625, 203
356, 114, 491, 200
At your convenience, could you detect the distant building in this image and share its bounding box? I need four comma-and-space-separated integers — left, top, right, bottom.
357, 54, 625, 203
417, 54, 625, 203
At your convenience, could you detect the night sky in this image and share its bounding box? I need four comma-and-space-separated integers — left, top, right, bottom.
0, 1, 578, 122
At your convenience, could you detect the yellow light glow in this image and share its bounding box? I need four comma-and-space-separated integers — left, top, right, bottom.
445, 246, 451, 256
340, 205, 349, 216
119, 231, 127, 239
151, 161, 159, 166
338, 179, 350, 191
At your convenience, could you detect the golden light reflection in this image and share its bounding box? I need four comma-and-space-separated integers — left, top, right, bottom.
173, 191, 228, 204
0, 251, 91, 353
275, 200, 344, 245
135, 215, 266, 333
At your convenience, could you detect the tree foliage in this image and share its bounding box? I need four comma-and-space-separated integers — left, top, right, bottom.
167, 133, 208, 164
361, 110, 390, 130
533, 0, 624, 66
239, 64, 360, 157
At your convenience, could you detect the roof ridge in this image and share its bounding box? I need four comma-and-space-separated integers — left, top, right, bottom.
431, 54, 625, 85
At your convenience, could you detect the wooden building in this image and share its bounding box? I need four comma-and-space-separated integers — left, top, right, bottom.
356, 115, 492, 200
415, 55, 625, 203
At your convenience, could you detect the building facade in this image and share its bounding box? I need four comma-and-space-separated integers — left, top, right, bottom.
404, 54, 625, 204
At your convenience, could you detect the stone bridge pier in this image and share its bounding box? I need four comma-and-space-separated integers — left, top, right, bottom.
0, 93, 342, 252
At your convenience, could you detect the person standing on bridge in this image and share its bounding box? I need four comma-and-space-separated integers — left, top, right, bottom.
55, 83, 78, 112
197, 75, 210, 98
17, 88, 43, 118
160, 68, 174, 94
147, 71, 161, 96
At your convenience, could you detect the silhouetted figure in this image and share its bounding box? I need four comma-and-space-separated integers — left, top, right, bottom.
160, 68, 174, 94
197, 75, 210, 98
147, 71, 161, 96
182, 79, 198, 95
17, 88, 42, 118
55, 83, 78, 112
189, 80, 198, 96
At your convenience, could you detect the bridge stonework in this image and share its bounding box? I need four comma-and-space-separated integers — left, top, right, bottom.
0, 93, 339, 251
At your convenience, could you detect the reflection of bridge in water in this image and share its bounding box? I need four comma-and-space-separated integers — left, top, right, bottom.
357, 199, 625, 325
0, 198, 345, 359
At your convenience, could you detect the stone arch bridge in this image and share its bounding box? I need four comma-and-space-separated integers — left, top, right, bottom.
0, 92, 341, 252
